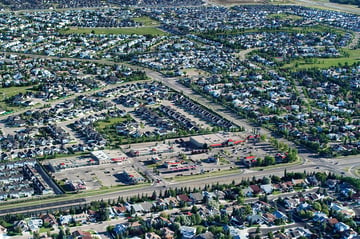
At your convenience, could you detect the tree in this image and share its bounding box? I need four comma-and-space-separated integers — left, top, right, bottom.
58, 229, 66, 239
151, 191, 157, 200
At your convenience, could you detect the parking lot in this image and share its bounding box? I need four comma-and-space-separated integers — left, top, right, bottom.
48, 157, 134, 191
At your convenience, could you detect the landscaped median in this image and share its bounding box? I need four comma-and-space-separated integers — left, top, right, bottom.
0, 183, 150, 212
252, 154, 303, 171
171, 168, 244, 182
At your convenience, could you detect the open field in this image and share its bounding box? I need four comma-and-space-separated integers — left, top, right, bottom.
201, 25, 348, 38
171, 168, 243, 182
59, 27, 168, 36
95, 116, 129, 130
0, 86, 35, 112
281, 48, 360, 70
132, 16, 159, 26
0, 86, 34, 100
266, 13, 303, 20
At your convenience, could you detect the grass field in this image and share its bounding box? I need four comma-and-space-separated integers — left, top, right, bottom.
132, 16, 159, 26
281, 48, 360, 70
0, 183, 150, 210
267, 13, 303, 20
0, 86, 35, 112
206, 25, 347, 36
0, 86, 34, 100
95, 116, 129, 130
172, 168, 243, 182
60, 27, 168, 36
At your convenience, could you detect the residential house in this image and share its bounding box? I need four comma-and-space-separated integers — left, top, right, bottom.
335, 222, 350, 232
40, 213, 57, 226
27, 218, 43, 232
59, 215, 73, 225
73, 212, 88, 224
161, 227, 175, 239
273, 210, 288, 221
72, 230, 92, 239
141, 201, 153, 213
14, 220, 29, 232
178, 194, 192, 206
145, 232, 161, 239
194, 231, 214, 239
263, 213, 276, 225
260, 184, 273, 194
180, 226, 196, 239
247, 215, 263, 225
190, 192, 203, 204
114, 224, 127, 237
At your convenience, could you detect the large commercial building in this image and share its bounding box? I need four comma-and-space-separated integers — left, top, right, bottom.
190, 133, 245, 149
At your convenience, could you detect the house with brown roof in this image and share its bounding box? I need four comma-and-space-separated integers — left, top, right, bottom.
328, 217, 339, 228
72, 230, 92, 239
40, 213, 57, 225
73, 212, 88, 224
249, 185, 262, 195
177, 194, 192, 206
263, 212, 276, 225
113, 205, 127, 216
161, 227, 175, 239
145, 232, 161, 239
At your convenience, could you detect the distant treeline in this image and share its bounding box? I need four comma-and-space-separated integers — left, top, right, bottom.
329, 0, 360, 6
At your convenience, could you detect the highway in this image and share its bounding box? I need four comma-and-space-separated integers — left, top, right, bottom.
0, 158, 355, 216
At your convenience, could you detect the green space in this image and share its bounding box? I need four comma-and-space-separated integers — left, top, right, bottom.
0, 183, 150, 211
0, 86, 36, 112
172, 168, 243, 182
281, 48, 360, 70
267, 13, 303, 20
0, 86, 34, 99
95, 116, 130, 130
132, 16, 159, 26
201, 25, 347, 36
39, 227, 52, 233
59, 27, 168, 36
252, 155, 302, 171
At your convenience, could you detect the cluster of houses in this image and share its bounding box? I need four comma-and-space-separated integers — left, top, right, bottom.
0, 9, 164, 60
146, 5, 360, 33
0, 160, 55, 201
159, 105, 200, 132
5, 172, 360, 239
216, 31, 349, 59
189, 63, 359, 155
66, 8, 141, 28
171, 94, 236, 130
133, 36, 242, 74
135, 106, 178, 136
0, 55, 141, 106
3, 0, 203, 10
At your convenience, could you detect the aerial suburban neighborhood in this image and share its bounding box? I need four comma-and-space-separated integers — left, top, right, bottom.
0, 0, 358, 238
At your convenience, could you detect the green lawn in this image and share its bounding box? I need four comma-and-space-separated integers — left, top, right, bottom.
60, 27, 168, 36
39, 227, 52, 233
203, 25, 347, 36
0, 183, 150, 211
172, 168, 243, 182
132, 16, 159, 26
0, 86, 34, 99
0, 86, 36, 112
96, 116, 129, 130
281, 48, 360, 70
267, 13, 302, 20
